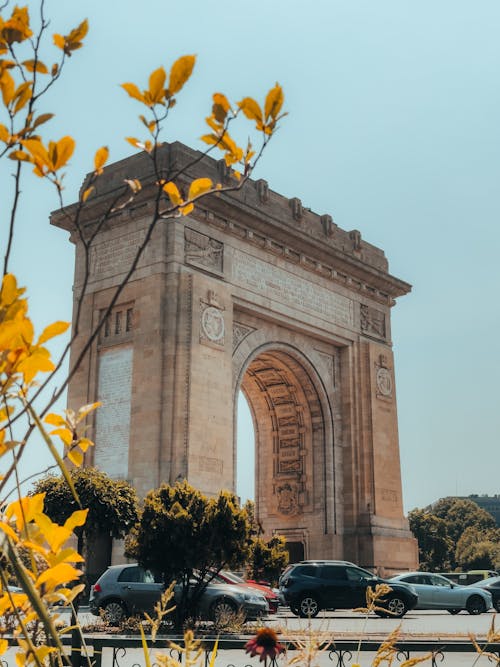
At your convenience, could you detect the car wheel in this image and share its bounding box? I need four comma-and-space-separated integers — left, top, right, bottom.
385, 596, 408, 618
466, 595, 486, 615
210, 597, 238, 623
103, 600, 126, 625
447, 609, 460, 615
298, 594, 320, 618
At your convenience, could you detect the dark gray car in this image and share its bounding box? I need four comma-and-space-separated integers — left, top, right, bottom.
89, 564, 268, 624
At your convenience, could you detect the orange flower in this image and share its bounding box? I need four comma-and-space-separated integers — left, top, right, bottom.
245, 628, 284, 662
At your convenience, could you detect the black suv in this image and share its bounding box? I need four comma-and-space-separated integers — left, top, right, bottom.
279, 560, 418, 618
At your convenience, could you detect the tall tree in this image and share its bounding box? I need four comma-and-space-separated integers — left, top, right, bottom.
33, 467, 139, 569
431, 498, 496, 546
408, 509, 453, 571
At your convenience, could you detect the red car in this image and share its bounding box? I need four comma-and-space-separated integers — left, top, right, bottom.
214, 570, 280, 613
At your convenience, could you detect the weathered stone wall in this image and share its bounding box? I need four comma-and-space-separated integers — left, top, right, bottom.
53, 142, 418, 572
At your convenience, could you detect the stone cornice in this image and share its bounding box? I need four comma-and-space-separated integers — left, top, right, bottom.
51, 141, 411, 303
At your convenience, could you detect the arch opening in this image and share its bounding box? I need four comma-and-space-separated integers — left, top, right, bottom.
235, 346, 336, 560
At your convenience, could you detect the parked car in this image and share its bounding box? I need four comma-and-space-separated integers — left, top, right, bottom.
212, 570, 279, 613
466, 576, 500, 612
89, 564, 268, 624
279, 560, 418, 618
437, 570, 499, 586
389, 572, 493, 615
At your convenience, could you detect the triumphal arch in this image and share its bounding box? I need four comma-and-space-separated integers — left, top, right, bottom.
53, 142, 418, 572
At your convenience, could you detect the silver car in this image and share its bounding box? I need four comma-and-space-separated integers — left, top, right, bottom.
89, 564, 268, 624
389, 572, 493, 615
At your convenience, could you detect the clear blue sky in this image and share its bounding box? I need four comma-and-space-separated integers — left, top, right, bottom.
3, 0, 499, 512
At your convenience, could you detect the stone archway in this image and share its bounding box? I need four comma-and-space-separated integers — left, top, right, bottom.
236, 345, 334, 559
55, 141, 418, 572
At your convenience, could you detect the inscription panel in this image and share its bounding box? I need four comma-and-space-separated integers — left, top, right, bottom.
94, 346, 133, 479
232, 249, 354, 328
90, 230, 147, 278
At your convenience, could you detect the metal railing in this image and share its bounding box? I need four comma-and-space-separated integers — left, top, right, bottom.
3, 635, 500, 667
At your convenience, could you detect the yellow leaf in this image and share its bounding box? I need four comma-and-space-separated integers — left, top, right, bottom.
67, 449, 83, 466
13, 81, 32, 114
1, 273, 21, 305
64, 509, 88, 533
67, 19, 88, 44
0, 521, 19, 542
77, 437, 93, 452
0, 639, 8, 655
264, 83, 284, 120
121, 82, 145, 103
237, 97, 263, 123
94, 146, 109, 174
180, 203, 194, 216
168, 54, 196, 95
76, 401, 101, 421
49, 427, 73, 446
18, 347, 54, 383
0, 69, 15, 106
22, 138, 49, 166
8, 149, 31, 162
163, 181, 183, 206
82, 186, 94, 201
212, 92, 231, 123
22, 59, 48, 74
37, 320, 69, 345
188, 178, 213, 200
53, 33, 65, 50
33, 112, 54, 129
125, 137, 143, 148
36, 563, 81, 589
54, 136, 75, 170
0, 124, 9, 142
200, 133, 219, 146
148, 67, 166, 104
44, 413, 67, 427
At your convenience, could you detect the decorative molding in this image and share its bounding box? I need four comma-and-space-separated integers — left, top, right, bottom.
289, 197, 303, 222
350, 229, 362, 252
200, 290, 225, 348
256, 179, 269, 204
320, 214, 336, 237
317, 351, 335, 386
232, 322, 256, 351
192, 209, 396, 306
375, 353, 393, 400
360, 304, 386, 340
185, 227, 223, 273
276, 482, 299, 516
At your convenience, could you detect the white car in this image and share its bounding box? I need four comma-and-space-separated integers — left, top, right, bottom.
389, 572, 493, 615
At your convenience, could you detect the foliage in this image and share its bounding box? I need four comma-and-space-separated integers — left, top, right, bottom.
131, 480, 252, 627
409, 497, 497, 570
0, 1, 285, 663
408, 508, 453, 571
431, 497, 496, 545
455, 525, 500, 570
32, 467, 139, 550
248, 535, 289, 586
